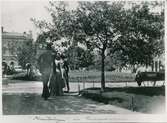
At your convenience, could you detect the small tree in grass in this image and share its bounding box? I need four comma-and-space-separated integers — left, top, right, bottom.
73, 1, 124, 91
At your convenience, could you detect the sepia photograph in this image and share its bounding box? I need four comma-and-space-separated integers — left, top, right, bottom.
1, 0, 166, 122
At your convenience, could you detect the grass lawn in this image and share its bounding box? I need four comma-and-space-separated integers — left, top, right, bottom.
69, 71, 135, 82
81, 86, 165, 113
10, 70, 136, 82
83, 86, 165, 96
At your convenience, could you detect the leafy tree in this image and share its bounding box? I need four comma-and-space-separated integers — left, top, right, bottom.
36, 32, 50, 44
105, 50, 127, 71
113, 2, 164, 66
73, 1, 123, 90
31, 1, 164, 91
64, 46, 94, 70
17, 39, 36, 68
77, 48, 95, 69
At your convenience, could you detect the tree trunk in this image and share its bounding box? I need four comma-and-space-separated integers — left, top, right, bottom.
101, 49, 105, 91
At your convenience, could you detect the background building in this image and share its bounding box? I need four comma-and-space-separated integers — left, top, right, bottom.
2, 27, 33, 67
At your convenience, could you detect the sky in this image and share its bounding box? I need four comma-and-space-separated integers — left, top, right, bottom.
1, 0, 79, 40
1, 0, 52, 40
1, 0, 163, 40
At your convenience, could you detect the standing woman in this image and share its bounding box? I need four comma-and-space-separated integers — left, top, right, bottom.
37, 42, 53, 100
49, 54, 65, 96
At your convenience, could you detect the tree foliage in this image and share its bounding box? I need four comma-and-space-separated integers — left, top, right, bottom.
64, 46, 94, 70
17, 39, 36, 68
31, 1, 164, 90
74, 1, 124, 90
113, 2, 164, 65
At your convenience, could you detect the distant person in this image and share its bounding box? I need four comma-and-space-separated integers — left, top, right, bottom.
26, 63, 31, 77
37, 42, 54, 100
9, 62, 15, 74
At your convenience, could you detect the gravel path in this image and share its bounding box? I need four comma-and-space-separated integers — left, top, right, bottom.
3, 93, 139, 115
2, 79, 139, 115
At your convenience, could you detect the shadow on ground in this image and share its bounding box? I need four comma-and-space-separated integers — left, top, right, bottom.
80, 86, 165, 113
84, 86, 165, 96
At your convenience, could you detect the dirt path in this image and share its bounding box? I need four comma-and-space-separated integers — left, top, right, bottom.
3, 93, 139, 115
2, 79, 139, 115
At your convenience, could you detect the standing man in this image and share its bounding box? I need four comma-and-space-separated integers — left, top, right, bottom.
62, 55, 70, 92
37, 42, 53, 100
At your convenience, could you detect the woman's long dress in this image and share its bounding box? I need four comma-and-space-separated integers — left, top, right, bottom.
49, 61, 65, 96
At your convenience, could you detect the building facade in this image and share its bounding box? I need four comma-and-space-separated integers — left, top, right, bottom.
2, 27, 33, 67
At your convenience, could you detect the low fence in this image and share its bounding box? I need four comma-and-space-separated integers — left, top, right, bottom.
68, 78, 165, 93
68, 78, 136, 93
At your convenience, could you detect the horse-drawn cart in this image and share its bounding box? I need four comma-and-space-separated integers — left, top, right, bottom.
135, 72, 165, 86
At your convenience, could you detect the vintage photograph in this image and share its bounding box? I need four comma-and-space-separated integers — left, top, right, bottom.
1, 0, 166, 121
